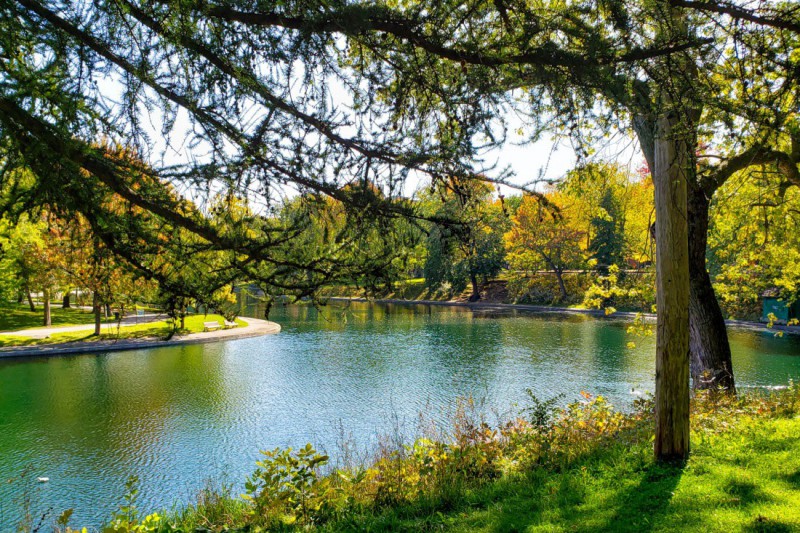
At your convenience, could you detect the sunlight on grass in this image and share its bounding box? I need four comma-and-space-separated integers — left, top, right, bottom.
0, 314, 244, 347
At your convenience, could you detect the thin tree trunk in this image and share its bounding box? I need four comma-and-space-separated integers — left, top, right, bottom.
555, 269, 568, 302
180, 313, 185, 330
468, 273, 480, 302
62, 293, 71, 309
16, 291, 23, 304
93, 292, 101, 336
26, 290, 35, 311
687, 187, 735, 391
104, 303, 111, 318
652, 112, 691, 462
43, 287, 51, 327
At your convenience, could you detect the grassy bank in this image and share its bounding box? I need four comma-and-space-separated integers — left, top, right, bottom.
0, 314, 245, 348
48, 386, 800, 533
0, 303, 114, 331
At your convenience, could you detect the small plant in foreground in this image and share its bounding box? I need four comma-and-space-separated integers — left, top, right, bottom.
244, 443, 332, 527
103, 476, 162, 533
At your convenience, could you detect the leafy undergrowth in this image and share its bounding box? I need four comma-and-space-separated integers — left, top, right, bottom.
0, 314, 244, 347
53, 386, 800, 533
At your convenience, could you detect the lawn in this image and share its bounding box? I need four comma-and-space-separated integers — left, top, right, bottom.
0, 313, 246, 347
352, 416, 800, 533
0, 302, 114, 331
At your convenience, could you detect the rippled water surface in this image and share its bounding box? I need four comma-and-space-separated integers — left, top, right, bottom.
1, 302, 799, 527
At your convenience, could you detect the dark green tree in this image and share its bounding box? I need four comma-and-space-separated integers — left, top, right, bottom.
589, 188, 625, 271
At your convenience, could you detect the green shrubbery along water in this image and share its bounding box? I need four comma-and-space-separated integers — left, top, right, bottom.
33, 384, 800, 532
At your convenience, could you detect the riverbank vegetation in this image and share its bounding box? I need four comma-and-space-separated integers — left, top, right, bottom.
34, 385, 799, 532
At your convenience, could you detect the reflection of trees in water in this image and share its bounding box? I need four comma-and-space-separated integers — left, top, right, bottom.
0, 344, 232, 470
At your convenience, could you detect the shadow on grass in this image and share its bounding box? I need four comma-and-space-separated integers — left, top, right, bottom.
723, 479, 771, 507
744, 515, 794, 533
782, 467, 800, 490
483, 459, 684, 533
0, 304, 99, 331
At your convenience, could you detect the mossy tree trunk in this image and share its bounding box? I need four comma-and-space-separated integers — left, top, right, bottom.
652, 111, 691, 462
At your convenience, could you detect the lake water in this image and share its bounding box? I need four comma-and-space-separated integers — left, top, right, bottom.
1, 302, 799, 528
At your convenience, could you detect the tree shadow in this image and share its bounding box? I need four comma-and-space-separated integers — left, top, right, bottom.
743, 515, 794, 533
722, 479, 771, 507
587, 460, 684, 532
782, 467, 800, 490
485, 458, 684, 533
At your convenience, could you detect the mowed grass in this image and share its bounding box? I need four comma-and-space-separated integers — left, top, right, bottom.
0, 302, 114, 331
0, 314, 246, 347
331, 416, 800, 533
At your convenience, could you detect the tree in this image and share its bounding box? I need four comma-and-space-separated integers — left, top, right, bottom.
421, 180, 507, 301
505, 194, 586, 302
589, 189, 625, 271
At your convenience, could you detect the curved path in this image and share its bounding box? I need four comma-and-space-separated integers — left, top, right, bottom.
0, 317, 280, 359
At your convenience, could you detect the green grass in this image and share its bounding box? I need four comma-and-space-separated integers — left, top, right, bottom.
342, 416, 800, 533
0, 302, 115, 331
0, 314, 246, 347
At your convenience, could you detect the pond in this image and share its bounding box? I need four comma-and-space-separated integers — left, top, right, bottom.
1, 301, 799, 527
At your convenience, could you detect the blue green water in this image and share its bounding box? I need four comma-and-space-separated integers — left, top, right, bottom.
1, 302, 799, 528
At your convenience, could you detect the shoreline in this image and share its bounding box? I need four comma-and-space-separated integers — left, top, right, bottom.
326, 297, 800, 337
0, 316, 281, 359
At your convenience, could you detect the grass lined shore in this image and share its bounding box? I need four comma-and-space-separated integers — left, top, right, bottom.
0, 304, 244, 348
40, 386, 800, 533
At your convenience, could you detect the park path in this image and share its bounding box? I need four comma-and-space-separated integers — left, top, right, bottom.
0, 317, 281, 359
0, 313, 166, 338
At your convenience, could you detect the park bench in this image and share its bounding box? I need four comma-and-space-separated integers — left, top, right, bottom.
224, 319, 238, 328
203, 321, 221, 331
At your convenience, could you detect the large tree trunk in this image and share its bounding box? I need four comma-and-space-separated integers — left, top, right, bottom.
687, 187, 735, 391
62, 292, 71, 309
42, 288, 51, 327
468, 273, 480, 302
652, 113, 691, 462
93, 292, 102, 336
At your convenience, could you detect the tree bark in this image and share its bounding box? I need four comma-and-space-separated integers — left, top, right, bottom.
93, 292, 102, 336
687, 186, 735, 391
43, 287, 51, 326
555, 268, 568, 302
468, 272, 480, 302
104, 303, 111, 318
62, 293, 71, 309
652, 112, 691, 462
26, 289, 35, 312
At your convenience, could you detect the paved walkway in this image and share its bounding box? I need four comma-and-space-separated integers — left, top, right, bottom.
0, 313, 166, 339
0, 317, 281, 359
